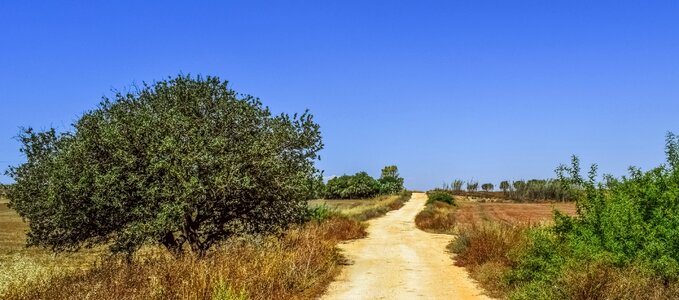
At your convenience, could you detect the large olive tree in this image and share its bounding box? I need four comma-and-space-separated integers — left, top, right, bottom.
7, 75, 323, 257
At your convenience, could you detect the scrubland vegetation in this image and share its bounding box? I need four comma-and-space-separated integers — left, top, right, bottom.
450, 133, 679, 299
0, 192, 409, 299
415, 201, 456, 234
414, 191, 456, 233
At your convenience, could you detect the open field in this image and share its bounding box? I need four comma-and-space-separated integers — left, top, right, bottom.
454, 200, 576, 226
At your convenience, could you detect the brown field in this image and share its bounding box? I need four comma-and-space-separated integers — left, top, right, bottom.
454, 199, 577, 226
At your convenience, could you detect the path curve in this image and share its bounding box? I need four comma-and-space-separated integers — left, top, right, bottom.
322, 193, 491, 300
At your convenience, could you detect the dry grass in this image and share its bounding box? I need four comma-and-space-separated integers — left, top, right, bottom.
454, 201, 576, 226
0, 201, 104, 296
3, 216, 366, 300
448, 224, 527, 298
449, 222, 679, 300
310, 192, 411, 222
558, 263, 679, 300
0, 192, 409, 299
414, 202, 456, 233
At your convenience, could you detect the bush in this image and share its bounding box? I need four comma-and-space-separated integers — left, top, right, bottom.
325, 172, 381, 199
0, 184, 10, 198
6, 75, 323, 257
415, 202, 456, 233
378, 166, 405, 194
426, 191, 455, 205
304, 204, 337, 223
325, 166, 405, 199
452, 133, 679, 299
552, 132, 679, 281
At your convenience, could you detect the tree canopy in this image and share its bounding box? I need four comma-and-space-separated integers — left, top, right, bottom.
7, 75, 323, 257
324, 166, 404, 199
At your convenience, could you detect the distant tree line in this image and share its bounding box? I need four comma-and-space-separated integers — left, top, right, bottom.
443, 177, 578, 202
323, 166, 405, 199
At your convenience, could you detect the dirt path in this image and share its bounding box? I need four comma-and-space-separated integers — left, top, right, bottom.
322, 193, 491, 300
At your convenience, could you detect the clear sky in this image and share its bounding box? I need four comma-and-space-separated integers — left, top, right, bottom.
1, 1, 678, 190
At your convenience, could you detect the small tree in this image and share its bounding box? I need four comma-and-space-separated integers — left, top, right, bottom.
499, 181, 510, 193
379, 165, 404, 194
481, 183, 494, 192
452, 179, 464, 192
513, 180, 526, 191
7, 75, 323, 257
466, 181, 479, 192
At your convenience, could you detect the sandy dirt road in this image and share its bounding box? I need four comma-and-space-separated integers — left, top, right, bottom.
322, 193, 491, 300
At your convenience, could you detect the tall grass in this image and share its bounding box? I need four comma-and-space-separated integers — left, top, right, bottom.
337, 191, 411, 221
3, 216, 366, 300
2, 191, 411, 299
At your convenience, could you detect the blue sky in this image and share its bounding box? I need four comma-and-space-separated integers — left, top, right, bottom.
1, 1, 678, 190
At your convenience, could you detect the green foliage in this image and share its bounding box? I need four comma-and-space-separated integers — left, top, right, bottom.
304, 204, 336, 223
499, 181, 510, 193
212, 280, 248, 300
466, 181, 479, 192
505, 178, 577, 202
481, 183, 494, 192
512, 180, 525, 191
552, 133, 679, 280
448, 230, 470, 254
7, 75, 323, 257
452, 179, 464, 192
379, 165, 405, 194
426, 191, 455, 205
498, 132, 679, 298
505, 228, 566, 286
325, 172, 381, 199
324, 166, 404, 199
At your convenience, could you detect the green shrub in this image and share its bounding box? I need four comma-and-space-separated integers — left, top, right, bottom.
325, 166, 405, 199
426, 192, 455, 205
212, 280, 248, 300
552, 132, 679, 281
485, 132, 679, 299
304, 204, 336, 223
448, 231, 470, 254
